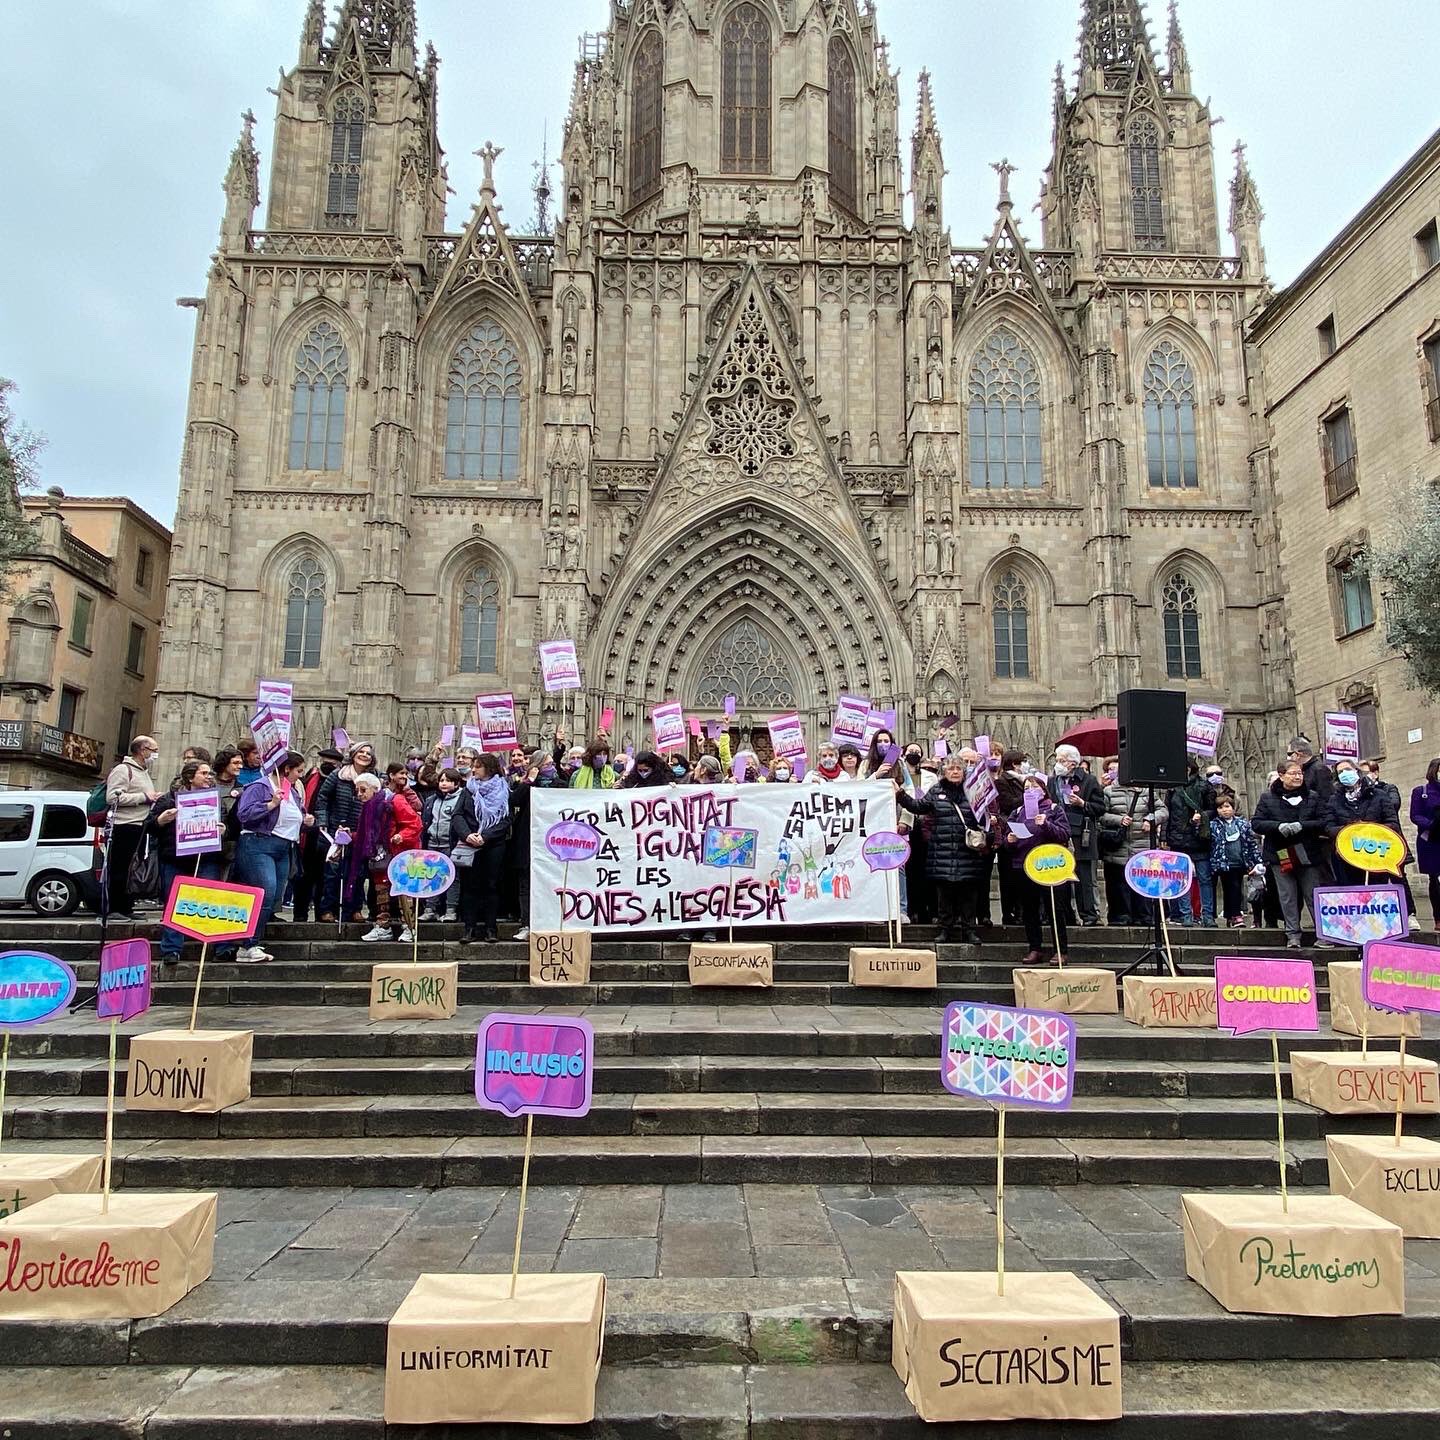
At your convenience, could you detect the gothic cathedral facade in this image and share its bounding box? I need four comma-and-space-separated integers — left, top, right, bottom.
155, 0, 1293, 799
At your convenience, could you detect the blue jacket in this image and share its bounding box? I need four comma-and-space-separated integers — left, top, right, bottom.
1209, 815, 1260, 873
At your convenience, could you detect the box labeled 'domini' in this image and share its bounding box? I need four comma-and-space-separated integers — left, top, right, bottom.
125, 1029, 253, 1114
385, 1271, 605, 1425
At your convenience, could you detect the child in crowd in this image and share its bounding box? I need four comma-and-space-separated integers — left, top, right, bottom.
350, 773, 392, 940
383, 762, 422, 941
420, 768, 464, 922
1209, 793, 1262, 928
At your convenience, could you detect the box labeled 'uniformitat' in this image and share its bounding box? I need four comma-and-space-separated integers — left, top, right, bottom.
125, 1029, 253, 1114
1326, 961, 1420, 1039
892, 1270, 1122, 1422
687, 942, 773, 987
385, 1271, 605, 1425
1181, 1191, 1403, 1316
849, 947, 936, 989
1289, 1050, 1440, 1115
1013, 967, 1118, 1014
1327, 1133, 1440, 1237
0, 1154, 102, 1220
1122, 975, 1217, 1028
368, 962, 459, 1021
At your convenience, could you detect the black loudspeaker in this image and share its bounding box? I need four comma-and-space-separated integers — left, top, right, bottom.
1117, 688, 1188, 788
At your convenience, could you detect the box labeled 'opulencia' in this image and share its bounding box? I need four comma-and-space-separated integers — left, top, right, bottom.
125, 1029, 253, 1114
1122, 975, 1217, 1028
385, 1272, 605, 1425
892, 1271, 1122, 1423
1013, 967, 1118, 1014
1288, 1050, 1440, 1115
368, 962, 459, 1021
687, 942, 773, 987
849, 947, 936, 988
529, 930, 592, 986
1327, 1134, 1440, 1237
0, 1155, 102, 1220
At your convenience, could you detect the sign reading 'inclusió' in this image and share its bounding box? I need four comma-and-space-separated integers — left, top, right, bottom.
162, 876, 264, 944
1214, 956, 1319, 1035
475, 1012, 595, 1119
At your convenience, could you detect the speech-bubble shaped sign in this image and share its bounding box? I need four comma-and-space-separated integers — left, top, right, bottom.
475, 1012, 595, 1119
1336, 822, 1408, 876
702, 826, 758, 869
1215, 956, 1319, 1035
1362, 938, 1440, 1015
162, 876, 264, 944
942, 1002, 1076, 1110
861, 830, 911, 872
1023, 843, 1076, 886
387, 849, 457, 898
96, 939, 152, 1022
544, 819, 603, 863
0, 951, 77, 1029
1313, 885, 1409, 948
1124, 849, 1195, 901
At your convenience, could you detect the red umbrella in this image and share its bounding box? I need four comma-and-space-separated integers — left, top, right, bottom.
1055, 717, 1118, 757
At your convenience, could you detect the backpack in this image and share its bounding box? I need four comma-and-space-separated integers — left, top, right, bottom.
86, 778, 111, 827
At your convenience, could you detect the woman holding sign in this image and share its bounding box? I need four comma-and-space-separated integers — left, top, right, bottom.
1324, 763, 1400, 885
145, 760, 222, 968
229, 750, 311, 963
1410, 758, 1440, 921
1001, 774, 1072, 965
893, 754, 990, 944
1251, 760, 1328, 949
451, 752, 511, 944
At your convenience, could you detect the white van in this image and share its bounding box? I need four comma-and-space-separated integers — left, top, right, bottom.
0, 791, 103, 916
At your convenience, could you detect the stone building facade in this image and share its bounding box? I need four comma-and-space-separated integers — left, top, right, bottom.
155, 0, 1292, 800
1249, 125, 1440, 779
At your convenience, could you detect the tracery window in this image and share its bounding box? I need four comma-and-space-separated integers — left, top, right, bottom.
694, 618, 795, 709
827, 36, 858, 216
630, 29, 664, 204
325, 91, 366, 228
1143, 341, 1198, 488
283, 556, 326, 669
1162, 571, 1202, 679
968, 328, 1043, 490
445, 321, 523, 481
457, 564, 500, 673
704, 294, 796, 475
721, 3, 771, 173
992, 571, 1031, 679
288, 321, 348, 471
1128, 118, 1166, 251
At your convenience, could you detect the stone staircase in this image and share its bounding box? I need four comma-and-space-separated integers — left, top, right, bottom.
3, 917, 1439, 1436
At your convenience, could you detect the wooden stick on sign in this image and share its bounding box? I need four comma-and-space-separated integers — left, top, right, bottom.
0, 1032, 9, 1161
188, 943, 209, 1033
1158, 904, 1178, 978
995, 1104, 1007, 1297
1049, 888, 1063, 966
508, 1113, 536, 1300
1271, 1031, 1289, 1212
1396, 1031, 1408, 1148
101, 1018, 118, 1215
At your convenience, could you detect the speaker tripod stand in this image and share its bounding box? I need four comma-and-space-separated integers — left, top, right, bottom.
1117, 784, 1182, 979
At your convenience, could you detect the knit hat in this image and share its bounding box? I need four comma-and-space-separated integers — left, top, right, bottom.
697, 754, 723, 775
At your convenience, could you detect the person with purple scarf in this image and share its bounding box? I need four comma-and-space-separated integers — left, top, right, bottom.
1410, 757, 1440, 922
450, 753, 512, 943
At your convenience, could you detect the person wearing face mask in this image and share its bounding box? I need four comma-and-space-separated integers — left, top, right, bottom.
571, 739, 616, 789
313, 743, 377, 922
863, 729, 898, 779
897, 743, 935, 924
1324, 759, 1400, 886
994, 749, 1029, 926
893, 754, 990, 944
810, 742, 844, 783
420, 768, 464, 923
292, 746, 343, 922
146, 759, 222, 966
1001, 773, 1073, 964
104, 735, 162, 919
769, 759, 798, 783
1049, 744, 1105, 928
1163, 758, 1219, 927
1410, 758, 1440, 925
618, 750, 668, 789
1097, 764, 1167, 928
664, 751, 690, 782
1251, 759, 1328, 948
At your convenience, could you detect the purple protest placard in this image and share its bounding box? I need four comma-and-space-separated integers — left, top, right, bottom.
97, 939, 152, 1022
1313, 885, 1409, 948
769, 711, 806, 760
249, 706, 288, 775
964, 762, 998, 822
539, 640, 581, 693
652, 702, 686, 751
476, 1012, 595, 1119
832, 694, 870, 745
1186, 703, 1224, 757
1362, 939, 1440, 1015
1215, 956, 1318, 1035
943, 1002, 1076, 1111
476, 692, 519, 751
332, 727, 351, 751
256, 679, 293, 739
1324, 711, 1361, 765
174, 788, 222, 857
724, 695, 736, 717
545, 820, 603, 863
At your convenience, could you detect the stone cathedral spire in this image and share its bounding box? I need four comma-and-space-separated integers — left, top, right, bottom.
911, 70, 945, 244
1165, 0, 1192, 91
1230, 140, 1268, 284
219, 110, 260, 249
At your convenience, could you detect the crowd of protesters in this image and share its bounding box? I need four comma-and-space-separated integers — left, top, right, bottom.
101, 721, 1439, 966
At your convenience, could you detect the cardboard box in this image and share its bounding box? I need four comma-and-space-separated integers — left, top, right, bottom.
0, 1154, 102, 1220
1326, 961, 1420, 1039
1289, 1050, 1440, 1115
0, 1190, 217, 1319
1327, 1133, 1440, 1237
1013, 967, 1119, 1014
529, 930, 592, 986
1122, 975, 1217, 1028
848, 947, 937, 989
891, 1270, 1122, 1423
125, 1029, 253, 1114
368, 962, 459, 1021
687, 942, 773, 987
1181, 1191, 1403, 1316
385, 1271, 605, 1425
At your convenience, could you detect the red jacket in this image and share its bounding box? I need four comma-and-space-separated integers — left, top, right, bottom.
388, 787, 422, 856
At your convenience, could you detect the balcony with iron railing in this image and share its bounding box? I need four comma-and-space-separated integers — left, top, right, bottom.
1324, 454, 1359, 507
0, 720, 103, 775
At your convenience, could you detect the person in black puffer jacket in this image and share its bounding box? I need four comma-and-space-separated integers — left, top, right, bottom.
894, 754, 991, 944
312, 742, 378, 922
1324, 761, 1400, 885
1251, 759, 1329, 947
1164, 760, 1218, 927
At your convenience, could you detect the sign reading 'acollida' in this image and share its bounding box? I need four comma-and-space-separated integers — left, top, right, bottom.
161, 876, 264, 944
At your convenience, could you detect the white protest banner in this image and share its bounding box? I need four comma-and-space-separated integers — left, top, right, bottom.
769, 711, 806, 760
532, 781, 897, 933
1325, 711, 1361, 765
175, 789, 222, 857
255, 679, 293, 742
832, 694, 870, 746
1186, 703, 1224, 758
249, 706, 288, 775
475, 692, 519, 751
539, 640, 581, 693
651, 702, 686, 752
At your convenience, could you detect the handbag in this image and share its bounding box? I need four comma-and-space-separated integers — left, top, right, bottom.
451, 843, 477, 868
965, 827, 987, 851
1098, 793, 1140, 858
1245, 871, 1268, 904
126, 832, 162, 901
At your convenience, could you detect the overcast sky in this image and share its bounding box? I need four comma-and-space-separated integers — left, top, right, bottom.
3, 0, 1437, 525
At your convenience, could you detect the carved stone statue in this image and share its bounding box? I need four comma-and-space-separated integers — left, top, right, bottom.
940, 527, 956, 577
562, 524, 583, 571
560, 338, 577, 394
545, 528, 563, 570
926, 349, 944, 402
923, 527, 940, 576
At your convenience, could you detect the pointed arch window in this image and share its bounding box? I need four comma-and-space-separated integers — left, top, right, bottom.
445, 321, 523, 481
283, 555, 326, 669
721, 2, 771, 174
1162, 571, 1203, 679
992, 571, 1031, 679
288, 320, 349, 470
694, 618, 795, 709
458, 564, 500, 673
968, 328, 1044, 490
630, 29, 664, 204
325, 91, 366, 229
827, 36, 858, 216
1128, 117, 1166, 251
1143, 340, 1198, 487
